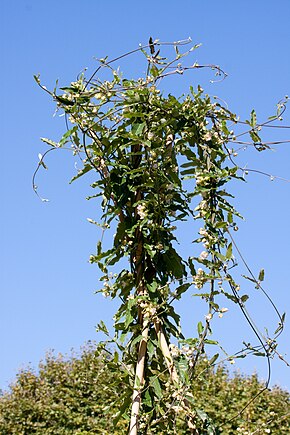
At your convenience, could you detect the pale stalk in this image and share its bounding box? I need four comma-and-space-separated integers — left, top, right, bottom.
129, 315, 149, 435
154, 319, 179, 383
129, 184, 146, 435
154, 319, 197, 433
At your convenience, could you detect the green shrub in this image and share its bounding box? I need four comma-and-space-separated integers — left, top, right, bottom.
0, 345, 289, 434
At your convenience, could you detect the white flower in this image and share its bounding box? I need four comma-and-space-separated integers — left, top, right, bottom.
169, 344, 179, 357
172, 405, 183, 413
205, 313, 213, 321
204, 131, 212, 141
137, 203, 147, 219
199, 251, 208, 260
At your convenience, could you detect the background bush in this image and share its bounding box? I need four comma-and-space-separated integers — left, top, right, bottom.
0, 344, 289, 434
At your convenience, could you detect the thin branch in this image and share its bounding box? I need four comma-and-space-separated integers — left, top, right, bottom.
85, 38, 193, 88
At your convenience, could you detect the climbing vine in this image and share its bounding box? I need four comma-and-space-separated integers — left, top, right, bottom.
35, 38, 288, 434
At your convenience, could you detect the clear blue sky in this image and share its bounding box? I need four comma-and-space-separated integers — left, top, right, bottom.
1, 0, 290, 393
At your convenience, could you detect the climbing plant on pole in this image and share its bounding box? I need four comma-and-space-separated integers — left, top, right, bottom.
34, 38, 288, 434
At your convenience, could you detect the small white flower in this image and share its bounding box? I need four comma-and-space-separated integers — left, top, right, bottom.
137, 203, 147, 219
169, 344, 179, 357
199, 228, 207, 236
172, 405, 183, 413
204, 132, 212, 141
199, 251, 208, 260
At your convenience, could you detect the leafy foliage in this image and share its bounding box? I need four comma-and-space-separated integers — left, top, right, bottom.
0, 345, 289, 434
34, 38, 288, 432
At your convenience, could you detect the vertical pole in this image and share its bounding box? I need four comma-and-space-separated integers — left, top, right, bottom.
129, 316, 149, 435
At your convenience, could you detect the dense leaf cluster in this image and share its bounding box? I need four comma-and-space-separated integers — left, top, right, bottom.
0, 345, 289, 434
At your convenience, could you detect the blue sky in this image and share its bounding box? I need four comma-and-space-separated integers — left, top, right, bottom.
1, 0, 290, 393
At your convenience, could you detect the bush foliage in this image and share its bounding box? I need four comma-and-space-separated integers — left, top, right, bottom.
0, 344, 289, 434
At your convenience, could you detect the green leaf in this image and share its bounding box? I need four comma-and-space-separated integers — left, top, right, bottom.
225, 242, 232, 260
197, 321, 203, 335
253, 351, 266, 357
188, 257, 196, 276
59, 126, 78, 147
124, 310, 134, 329
112, 395, 132, 426
204, 339, 218, 345
143, 389, 153, 407
130, 334, 143, 348
95, 320, 108, 335
38, 154, 48, 169
70, 164, 92, 183
249, 129, 261, 143
242, 274, 257, 284
176, 356, 189, 383
89, 247, 115, 263
181, 167, 197, 176
114, 221, 126, 247
250, 109, 257, 127
180, 161, 198, 168
131, 122, 145, 136
215, 221, 227, 229
209, 353, 219, 365
123, 111, 145, 118
150, 64, 159, 77
195, 409, 217, 434
258, 268, 265, 282
41, 137, 59, 147
149, 376, 162, 399
240, 294, 249, 303
174, 282, 192, 299
162, 247, 185, 279
214, 252, 226, 261
144, 243, 157, 258
34, 74, 40, 84
147, 281, 158, 293
55, 95, 75, 106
